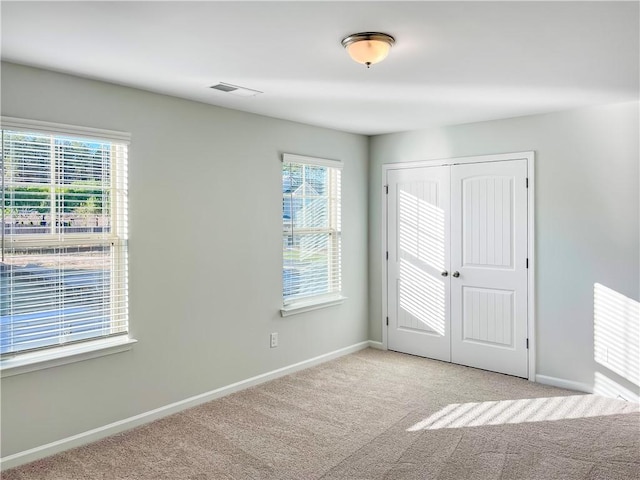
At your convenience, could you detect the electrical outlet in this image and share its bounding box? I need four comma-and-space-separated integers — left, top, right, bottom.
270, 332, 278, 348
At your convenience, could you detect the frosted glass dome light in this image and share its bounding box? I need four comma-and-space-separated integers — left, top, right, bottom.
341, 32, 395, 68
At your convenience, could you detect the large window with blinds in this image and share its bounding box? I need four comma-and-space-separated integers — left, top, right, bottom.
282, 154, 342, 309
1, 118, 129, 356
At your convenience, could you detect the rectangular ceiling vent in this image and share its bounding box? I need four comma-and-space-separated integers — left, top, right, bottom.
209, 82, 262, 97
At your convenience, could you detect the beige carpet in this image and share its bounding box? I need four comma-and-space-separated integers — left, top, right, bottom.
4, 348, 639, 479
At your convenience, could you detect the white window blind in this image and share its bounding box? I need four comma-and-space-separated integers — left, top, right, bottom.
1, 119, 129, 356
282, 154, 342, 306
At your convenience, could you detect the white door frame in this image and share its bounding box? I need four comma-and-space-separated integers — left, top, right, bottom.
381, 151, 536, 381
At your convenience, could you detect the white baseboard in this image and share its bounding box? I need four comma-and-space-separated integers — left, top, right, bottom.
535, 374, 592, 394
368, 340, 385, 350
536, 374, 640, 403
1, 340, 371, 471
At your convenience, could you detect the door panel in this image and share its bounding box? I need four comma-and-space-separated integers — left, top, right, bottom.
462, 287, 514, 347
450, 160, 528, 377
462, 176, 513, 268
387, 167, 450, 361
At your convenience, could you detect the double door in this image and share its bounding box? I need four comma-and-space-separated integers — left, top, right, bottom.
386, 159, 529, 378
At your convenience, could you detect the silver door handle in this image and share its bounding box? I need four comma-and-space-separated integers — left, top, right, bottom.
452, 271, 460, 278
441, 271, 448, 277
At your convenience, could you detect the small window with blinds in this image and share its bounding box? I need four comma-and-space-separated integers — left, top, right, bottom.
282, 154, 342, 309
1, 119, 129, 356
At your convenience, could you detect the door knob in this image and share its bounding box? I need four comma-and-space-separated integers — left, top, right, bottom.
441, 270, 448, 277
452, 271, 460, 278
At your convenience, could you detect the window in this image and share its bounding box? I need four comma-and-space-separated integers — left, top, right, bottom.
1, 118, 129, 357
282, 154, 342, 313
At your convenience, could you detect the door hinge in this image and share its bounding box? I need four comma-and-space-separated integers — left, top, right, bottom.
526, 177, 529, 188
385, 185, 389, 194
526, 258, 529, 269
526, 338, 529, 349
386, 317, 389, 326
386, 251, 389, 260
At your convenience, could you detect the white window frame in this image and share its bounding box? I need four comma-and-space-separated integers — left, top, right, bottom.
0, 117, 134, 377
281, 153, 345, 317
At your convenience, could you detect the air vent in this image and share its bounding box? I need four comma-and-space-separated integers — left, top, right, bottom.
209, 82, 262, 97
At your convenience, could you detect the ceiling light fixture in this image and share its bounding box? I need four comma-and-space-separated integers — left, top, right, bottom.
341, 32, 395, 68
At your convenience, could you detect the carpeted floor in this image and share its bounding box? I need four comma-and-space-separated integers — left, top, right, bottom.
4, 348, 639, 479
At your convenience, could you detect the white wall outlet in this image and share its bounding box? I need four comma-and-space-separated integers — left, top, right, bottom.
270, 332, 278, 348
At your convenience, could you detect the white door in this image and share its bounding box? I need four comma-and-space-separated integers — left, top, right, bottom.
450, 160, 529, 377
387, 167, 451, 362
386, 159, 529, 378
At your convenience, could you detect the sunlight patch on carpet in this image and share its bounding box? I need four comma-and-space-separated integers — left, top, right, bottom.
407, 395, 637, 431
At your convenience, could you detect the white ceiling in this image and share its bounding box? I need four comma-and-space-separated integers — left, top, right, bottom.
1, 1, 638, 135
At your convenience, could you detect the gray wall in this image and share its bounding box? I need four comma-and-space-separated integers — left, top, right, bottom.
369, 102, 640, 395
0, 62, 369, 457
2, 60, 638, 459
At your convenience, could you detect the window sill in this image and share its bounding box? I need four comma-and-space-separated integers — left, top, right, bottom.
0, 336, 137, 378
280, 296, 347, 317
